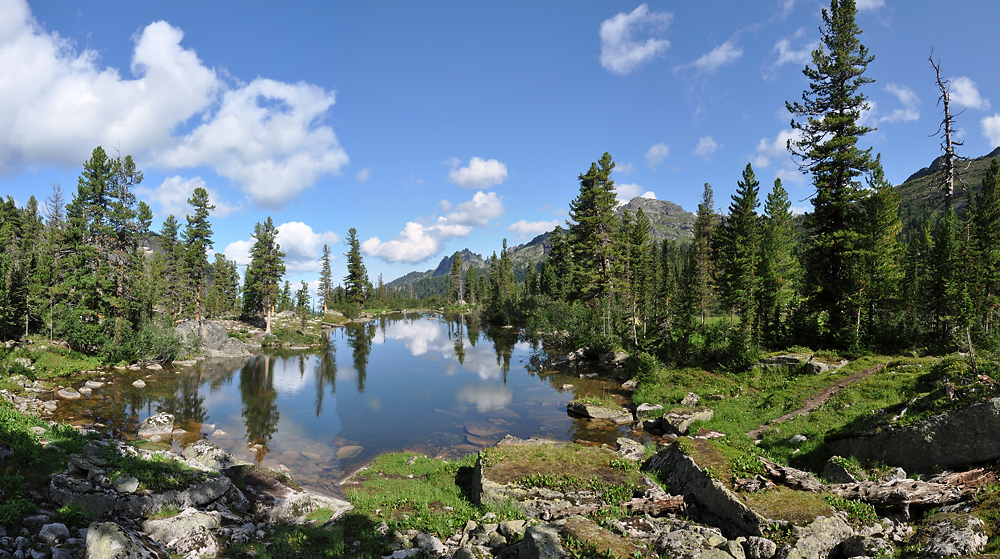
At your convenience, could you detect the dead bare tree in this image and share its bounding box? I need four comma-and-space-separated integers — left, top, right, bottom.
929, 50, 969, 212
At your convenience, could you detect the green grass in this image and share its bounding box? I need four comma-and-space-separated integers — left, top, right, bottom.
105, 445, 217, 493
2, 343, 102, 379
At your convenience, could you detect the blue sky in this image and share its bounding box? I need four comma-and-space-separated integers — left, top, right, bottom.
3, 0, 1000, 294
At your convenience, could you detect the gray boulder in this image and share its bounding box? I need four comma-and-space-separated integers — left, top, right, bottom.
174, 319, 251, 358
837, 535, 895, 559
566, 401, 632, 424
137, 413, 175, 440
616, 437, 646, 461
827, 396, 1000, 471
181, 439, 243, 471
38, 523, 70, 545
782, 516, 854, 559
635, 402, 664, 420
56, 387, 82, 400
85, 522, 169, 559
221, 464, 351, 524
519, 524, 566, 559
662, 409, 714, 436
142, 507, 220, 558
917, 512, 987, 557
823, 457, 862, 484
741, 535, 777, 559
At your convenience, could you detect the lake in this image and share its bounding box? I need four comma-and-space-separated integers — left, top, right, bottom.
50, 312, 631, 497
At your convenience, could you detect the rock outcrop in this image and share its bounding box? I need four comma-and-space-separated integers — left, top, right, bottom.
827, 396, 1000, 471
174, 320, 254, 358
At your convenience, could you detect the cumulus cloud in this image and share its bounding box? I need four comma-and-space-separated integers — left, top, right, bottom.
506, 219, 560, 237
880, 83, 920, 123
446, 156, 508, 189
855, 0, 885, 11
753, 129, 801, 168
983, 114, 1000, 148
356, 168, 372, 183
599, 4, 672, 75
0, 1, 347, 209
765, 28, 816, 79
616, 161, 635, 175
615, 182, 656, 205
154, 79, 348, 209
222, 221, 337, 275
951, 77, 990, 110
362, 191, 504, 263
685, 39, 743, 74
137, 175, 240, 219
694, 136, 720, 159
645, 142, 669, 169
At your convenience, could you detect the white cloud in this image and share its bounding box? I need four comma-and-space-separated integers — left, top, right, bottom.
855, 0, 885, 11
356, 168, 372, 183
446, 156, 508, 189
694, 136, 720, 159
362, 191, 504, 263
753, 129, 801, 168
687, 39, 743, 74
223, 239, 253, 267
766, 28, 816, 79
222, 221, 337, 274
983, 114, 1000, 148
274, 221, 339, 275
0, 1, 347, 209
616, 182, 657, 205
645, 142, 669, 169
616, 161, 635, 175
137, 175, 240, 219
951, 76, 990, 111
154, 79, 348, 209
599, 4, 672, 75
506, 219, 560, 237
880, 83, 920, 123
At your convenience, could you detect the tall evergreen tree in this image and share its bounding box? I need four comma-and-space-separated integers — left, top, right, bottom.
858, 159, 903, 346
757, 179, 800, 346
243, 217, 285, 333
786, 0, 875, 348
318, 244, 333, 313
450, 253, 465, 305
567, 153, 618, 333
343, 228, 370, 306
715, 163, 762, 367
690, 183, 718, 325
183, 187, 215, 321
968, 159, 1000, 337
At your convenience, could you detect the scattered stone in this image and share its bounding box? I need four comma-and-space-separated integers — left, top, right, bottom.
789, 434, 808, 444
620, 378, 638, 391
132, 379, 146, 388
337, 445, 364, 460
182, 439, 242, 471
917, 512, 987, 557
662, 409, 713, 436
615, 437, 646, 461
56, 387, 82, 399
146, 363, 162, 371
681, 392, 700, 407
566, 401, 632, 424
112, 474, 140, 494
85, 522, 169, 559
84, 380, 104, 390
634, 403, 664, 421
78, 386, 92, 396
783, 516, 854, 559
38, 523, 70, 545
137, 413, 174, 440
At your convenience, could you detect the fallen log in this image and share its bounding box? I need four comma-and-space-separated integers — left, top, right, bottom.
759, 457, 824, 492
540, 495, 686, 521
828, 478, 971, 519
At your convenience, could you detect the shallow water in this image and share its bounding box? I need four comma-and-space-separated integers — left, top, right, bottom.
50, 313, 631, 497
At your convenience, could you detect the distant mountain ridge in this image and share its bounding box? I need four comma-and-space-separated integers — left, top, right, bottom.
385, 196, 697, 289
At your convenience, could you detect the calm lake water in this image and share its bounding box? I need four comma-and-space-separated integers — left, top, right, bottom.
50, 313, 630, 497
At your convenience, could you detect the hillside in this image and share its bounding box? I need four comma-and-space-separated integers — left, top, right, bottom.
385, 196, 698, 289
896, 146, 1000, 236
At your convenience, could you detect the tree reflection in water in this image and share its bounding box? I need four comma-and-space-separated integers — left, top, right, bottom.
345, 321, 376, 393
239, 354, 280, 461
315, 332, 337, 416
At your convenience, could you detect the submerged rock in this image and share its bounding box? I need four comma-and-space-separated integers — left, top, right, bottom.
137, 413, 175, 440
566, 401, 632, 424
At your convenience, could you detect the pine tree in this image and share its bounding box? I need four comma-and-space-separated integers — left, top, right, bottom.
567, 153, 618, 333
858, 159, 903, 346
967, 159, 1000, 336
757, 179, 800, 346
318, 244, 333, 313
787, 0, 875, 348
690, 183, 718, 325
344, 228, 370, 306
715, 163, 761, 366
243, 217, 285, 333
450, 253, 465, 305
182, 187, 214, 321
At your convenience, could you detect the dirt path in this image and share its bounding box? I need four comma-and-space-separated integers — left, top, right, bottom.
746, 363, 886, 440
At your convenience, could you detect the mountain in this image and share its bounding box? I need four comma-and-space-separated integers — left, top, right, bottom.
385, 197, 698, 288
896, 146, 1000, 235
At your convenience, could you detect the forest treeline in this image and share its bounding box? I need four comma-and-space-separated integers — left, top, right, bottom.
474, 0, 1000, 369
2, 0, 998, 371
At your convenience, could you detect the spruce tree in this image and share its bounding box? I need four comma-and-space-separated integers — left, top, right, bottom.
318, 244, 333, 313
567, 153, 618, 333
968, 159, 1000, 336
786, 0, 875, 348
690, 183, 718, 325
183, 187, 215, 321
859, 159, 903, 346
757, 179, 800, 346
243, 217, 285, 333
343, 227, 370, 306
